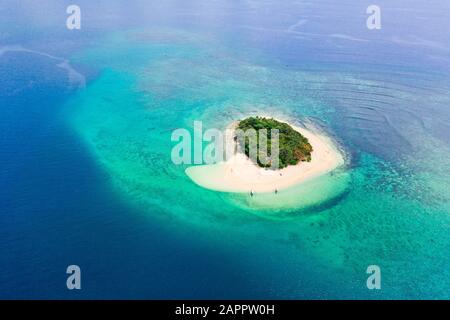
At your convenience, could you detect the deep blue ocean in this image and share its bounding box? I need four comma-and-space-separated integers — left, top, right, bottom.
1, 1, 449, 299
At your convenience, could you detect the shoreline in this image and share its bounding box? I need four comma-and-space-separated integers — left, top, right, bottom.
185, 118, 345, 193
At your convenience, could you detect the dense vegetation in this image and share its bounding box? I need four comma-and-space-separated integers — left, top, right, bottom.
236, 116, 313, 169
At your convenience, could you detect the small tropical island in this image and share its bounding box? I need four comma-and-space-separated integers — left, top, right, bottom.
236, 116, 313, 168
186, 115, 344, 193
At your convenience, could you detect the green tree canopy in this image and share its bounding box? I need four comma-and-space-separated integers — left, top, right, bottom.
237, 116, 313, 169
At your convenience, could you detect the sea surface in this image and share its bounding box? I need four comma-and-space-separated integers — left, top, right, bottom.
1, 0, 449, 299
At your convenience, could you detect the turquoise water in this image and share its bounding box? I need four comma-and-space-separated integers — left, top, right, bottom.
66, 29, 450, 298
1, 1, 450, 299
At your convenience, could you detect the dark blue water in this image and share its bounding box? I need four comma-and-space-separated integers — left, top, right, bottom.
0, 49, 288, 299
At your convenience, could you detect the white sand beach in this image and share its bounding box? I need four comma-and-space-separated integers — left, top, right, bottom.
185, 119, 345, 193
